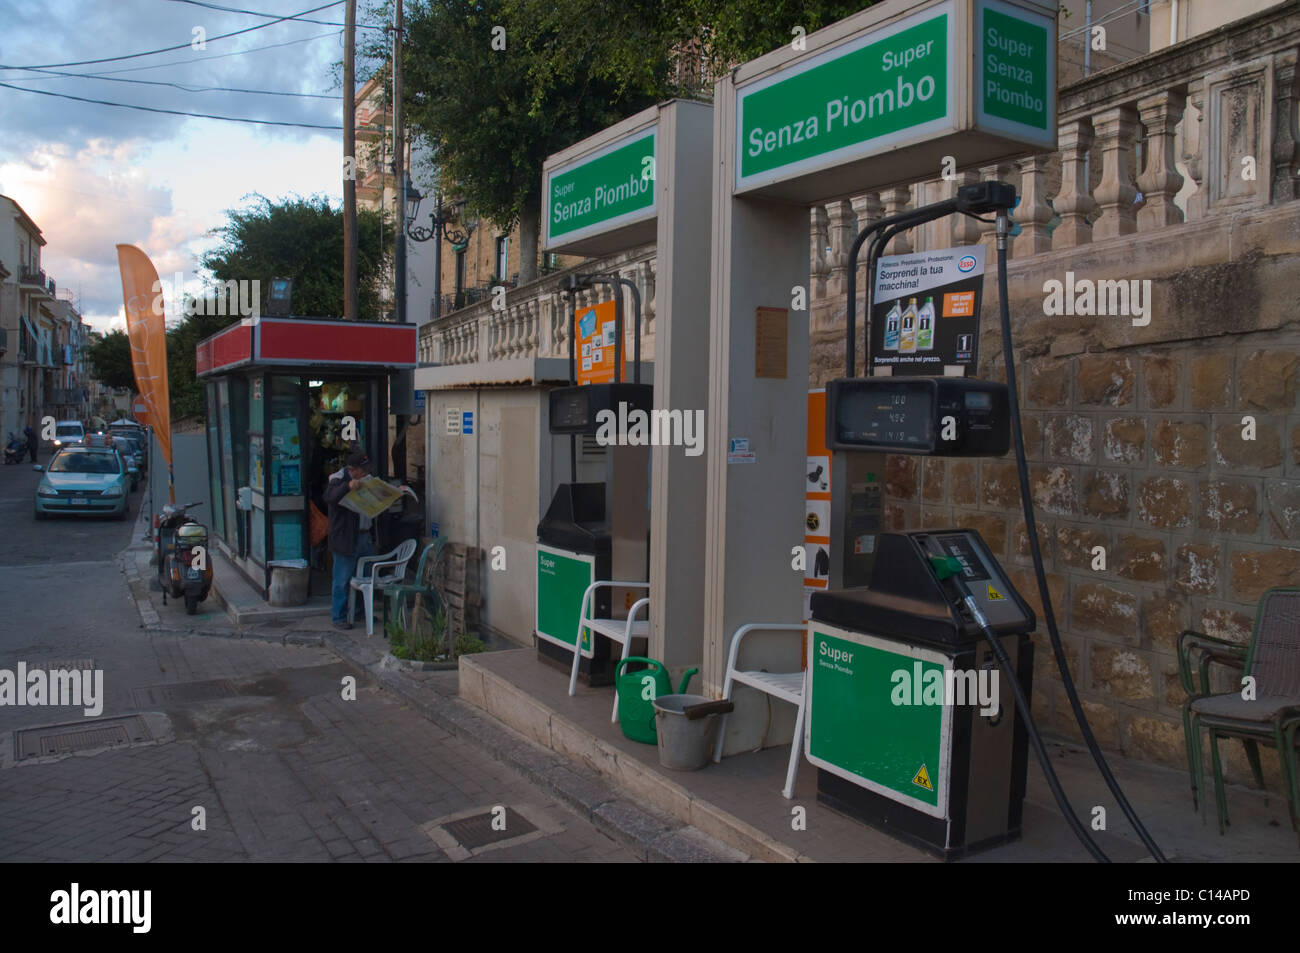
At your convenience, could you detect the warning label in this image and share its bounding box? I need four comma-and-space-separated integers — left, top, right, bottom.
911, 763, 933, 792
986, 584, 1004, 601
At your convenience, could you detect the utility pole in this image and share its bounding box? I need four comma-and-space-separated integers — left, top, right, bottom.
342, 0, 358, 320
391, 0, 409, 481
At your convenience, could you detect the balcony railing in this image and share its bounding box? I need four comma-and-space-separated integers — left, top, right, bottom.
420, 246, 656, 368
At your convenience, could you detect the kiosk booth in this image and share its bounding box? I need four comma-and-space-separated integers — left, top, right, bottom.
195, 317, 418, 596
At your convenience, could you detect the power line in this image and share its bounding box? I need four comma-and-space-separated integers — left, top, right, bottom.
64, 30, 341, 77
0, 1, 344, 70
0, 80, 341, 129
159, 0, 386, 31
10, 65, 340, 100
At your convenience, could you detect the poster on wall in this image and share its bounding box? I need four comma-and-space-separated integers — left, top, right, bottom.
575, 299, 625, 386
803, 390, 831, 634
869, 245, 985, 377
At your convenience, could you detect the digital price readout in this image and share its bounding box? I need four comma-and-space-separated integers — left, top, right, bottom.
825, 377, 1011, 456
549, 382, 654, 435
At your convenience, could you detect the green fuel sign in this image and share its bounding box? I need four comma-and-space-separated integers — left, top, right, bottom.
806, 623, 952, 816
535, 544, 596, 656
730, 0, 1056, 197
736, 3, 955, 193
976, 0, 1055, 146
544, 129, 656, 246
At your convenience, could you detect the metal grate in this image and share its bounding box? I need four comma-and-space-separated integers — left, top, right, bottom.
14, 715, 152, 761
441, 808, 537, 850
131, 679, 235, 708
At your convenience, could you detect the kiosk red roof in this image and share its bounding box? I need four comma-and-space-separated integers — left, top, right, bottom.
196, 318, 417, 377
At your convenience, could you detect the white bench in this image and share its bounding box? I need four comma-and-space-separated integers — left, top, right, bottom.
712, 622, 808, 799
567, 580, 651, 722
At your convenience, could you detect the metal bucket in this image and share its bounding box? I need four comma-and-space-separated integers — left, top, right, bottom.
652, 694, 731, 771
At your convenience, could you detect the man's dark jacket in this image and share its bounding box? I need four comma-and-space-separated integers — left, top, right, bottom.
323, 471, 362, 556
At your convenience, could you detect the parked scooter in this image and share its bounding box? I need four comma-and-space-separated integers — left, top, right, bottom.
155, 500, 214, 614
4, 433, 25, 465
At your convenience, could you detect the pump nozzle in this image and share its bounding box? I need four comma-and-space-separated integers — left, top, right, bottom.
928, 555, 964, 581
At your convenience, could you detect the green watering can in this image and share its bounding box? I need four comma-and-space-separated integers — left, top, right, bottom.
616, 657, 699, 744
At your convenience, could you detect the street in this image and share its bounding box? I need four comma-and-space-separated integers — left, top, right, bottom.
0, 460, 637, 862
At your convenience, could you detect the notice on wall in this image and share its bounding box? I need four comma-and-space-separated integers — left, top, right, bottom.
755, 307, 789, 379
575, 298, 625, 386
870, 245, 984, 377
803, 390, 831, 633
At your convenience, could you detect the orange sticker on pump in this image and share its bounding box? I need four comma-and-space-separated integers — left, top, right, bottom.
943, 291, 976, 317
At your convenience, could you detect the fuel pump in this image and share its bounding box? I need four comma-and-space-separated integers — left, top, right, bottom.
807, 182, 1165, 862
535, 273, 653, 685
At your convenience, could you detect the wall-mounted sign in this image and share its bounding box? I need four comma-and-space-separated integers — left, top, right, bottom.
462, 410, 474, 436
544, 128, 656, 249
574, 299, 625, 386
870, 245, 985, 376
446, 408, 461, 435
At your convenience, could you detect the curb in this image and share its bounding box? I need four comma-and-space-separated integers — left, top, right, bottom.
325, 634, 746, 863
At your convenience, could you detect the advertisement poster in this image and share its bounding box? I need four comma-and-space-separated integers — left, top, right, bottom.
870, 245, 984, 376
803, 390, 830, 638
575, 298, 625, 386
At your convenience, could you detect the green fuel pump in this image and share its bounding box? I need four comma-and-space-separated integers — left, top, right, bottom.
535, 273, 653, 686
810, 182, 1165, 862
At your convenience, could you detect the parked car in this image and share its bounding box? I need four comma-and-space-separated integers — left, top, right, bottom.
34, 446, 129, 520
119, 432, 148, 472
51, 420, 85, 450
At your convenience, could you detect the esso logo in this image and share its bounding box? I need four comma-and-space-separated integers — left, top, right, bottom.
957, 255, 978, 273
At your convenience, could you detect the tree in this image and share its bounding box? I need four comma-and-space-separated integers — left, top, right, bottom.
387, 0, 877, 285
201, 194, 392, 320
389, 0, 691, 284
85, 330, 136, 391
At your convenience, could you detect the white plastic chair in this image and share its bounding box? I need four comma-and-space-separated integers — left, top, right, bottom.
712, 623, 808, 799
567, 581, 651, 722
348, 538, 418, 636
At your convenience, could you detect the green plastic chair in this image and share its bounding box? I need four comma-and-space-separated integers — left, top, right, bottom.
385, 537, 447, 633
1177, 587, 1300, 840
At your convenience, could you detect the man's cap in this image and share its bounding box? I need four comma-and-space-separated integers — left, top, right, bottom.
346, 450, 371, 469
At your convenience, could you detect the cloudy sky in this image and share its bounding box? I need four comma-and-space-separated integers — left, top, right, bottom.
0, 0, 388, 332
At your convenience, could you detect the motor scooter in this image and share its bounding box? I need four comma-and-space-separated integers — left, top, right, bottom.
4, 433, 25, 465
155, 500, 214, 614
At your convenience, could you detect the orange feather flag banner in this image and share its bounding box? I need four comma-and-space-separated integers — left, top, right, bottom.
116, 244, 174, 502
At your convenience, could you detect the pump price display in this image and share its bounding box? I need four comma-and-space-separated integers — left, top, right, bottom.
835, 386, 933, 449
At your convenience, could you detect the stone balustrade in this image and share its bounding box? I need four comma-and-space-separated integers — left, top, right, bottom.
419, 245, 656, 371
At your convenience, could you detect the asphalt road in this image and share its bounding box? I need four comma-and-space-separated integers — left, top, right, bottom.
0, 458, 637, 862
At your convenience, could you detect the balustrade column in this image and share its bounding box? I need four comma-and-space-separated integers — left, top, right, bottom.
825, 199, 854, 300
1053, 118, 1096, 249
1091, 104, 1140, 240
1015, 154, 1055, 255
1136, 89, 1187, 230
880, 187, 913, 254
810, 205, 830, 302
1272, 47, 1300, 202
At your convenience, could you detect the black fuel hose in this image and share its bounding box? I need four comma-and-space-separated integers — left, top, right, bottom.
948, 573, 1109, 861
994, 213, 1168, 863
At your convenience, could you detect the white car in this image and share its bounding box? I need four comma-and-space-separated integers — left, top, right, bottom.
52, 420, 85, 450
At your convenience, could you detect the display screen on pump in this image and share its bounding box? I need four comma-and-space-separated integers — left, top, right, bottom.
826, 377, 1010, 455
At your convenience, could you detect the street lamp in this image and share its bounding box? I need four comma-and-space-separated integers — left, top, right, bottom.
405, 177, 476, 320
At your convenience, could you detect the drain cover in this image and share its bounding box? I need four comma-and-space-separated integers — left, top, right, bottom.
131, 679, 235, 707
14, 715, 153, 761
34, 658, 94, 671
442, 808, 537, 850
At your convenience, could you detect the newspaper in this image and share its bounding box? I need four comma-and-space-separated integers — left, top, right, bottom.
339, 475, 407, 520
